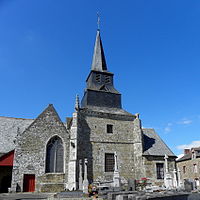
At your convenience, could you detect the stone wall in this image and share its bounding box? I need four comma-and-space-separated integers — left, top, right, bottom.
11, 105, 70, 193
143, 156, 176, 186
78, 109, 145, 184
177, 157, 200, 185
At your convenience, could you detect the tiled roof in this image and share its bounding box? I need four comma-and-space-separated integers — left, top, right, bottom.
0, 116, 34, 153
142, 128, 176, 157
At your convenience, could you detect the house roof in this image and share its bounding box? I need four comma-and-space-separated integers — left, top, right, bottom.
176, 152, 200, 162
0, 116, 34, 153
142, 128, 176, 157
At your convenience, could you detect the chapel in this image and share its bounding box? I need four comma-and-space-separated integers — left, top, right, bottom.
0, 28, 176, 193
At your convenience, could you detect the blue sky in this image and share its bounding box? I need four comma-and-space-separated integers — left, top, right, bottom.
0, 0, 200, 156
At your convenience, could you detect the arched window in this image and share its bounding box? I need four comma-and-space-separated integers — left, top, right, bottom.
45, 136, 64, 173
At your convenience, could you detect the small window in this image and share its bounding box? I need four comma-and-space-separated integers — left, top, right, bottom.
192, 152, 196, 159
96, 74, 101, 83
183, 166, 186, 174
105, 153, 115, 172
194, 164, 198, 173
156, 163, 164, 179
107, 124, 113, 133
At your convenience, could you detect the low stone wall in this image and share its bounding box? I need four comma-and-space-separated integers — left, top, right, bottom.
107, 191, 200, 200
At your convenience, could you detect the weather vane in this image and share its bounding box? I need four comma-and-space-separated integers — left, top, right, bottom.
97, 12, 100, 30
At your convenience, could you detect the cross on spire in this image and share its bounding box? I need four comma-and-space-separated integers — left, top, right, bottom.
97, 12, 100, 30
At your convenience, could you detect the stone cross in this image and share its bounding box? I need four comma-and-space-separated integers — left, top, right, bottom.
97, 12, 100, 30
177, 168, 183, 188
164, 154, 173, 189
113, 152, 120, 188
83, 158, 89, 194
78, 159, 83, 190
114, 151, 118, 172
164, 154, 169, 173
173, 169, 177, 188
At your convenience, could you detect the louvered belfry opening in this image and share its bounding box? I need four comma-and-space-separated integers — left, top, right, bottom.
45, 136, 64, 173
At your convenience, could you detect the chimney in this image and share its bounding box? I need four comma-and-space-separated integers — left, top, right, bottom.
184, 149, 190, 155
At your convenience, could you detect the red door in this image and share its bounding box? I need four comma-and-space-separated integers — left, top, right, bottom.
23, 174, 35, 192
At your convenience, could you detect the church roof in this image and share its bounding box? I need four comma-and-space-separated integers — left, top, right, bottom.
81, 106, 134, 116
142, 128, 176, 157
91, 29, 107, 71
0, 116, 34, 153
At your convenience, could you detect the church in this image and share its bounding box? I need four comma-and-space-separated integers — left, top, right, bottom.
0, 28, 176, 193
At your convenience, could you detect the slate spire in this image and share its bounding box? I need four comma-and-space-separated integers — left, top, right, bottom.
91, 29, 107, 71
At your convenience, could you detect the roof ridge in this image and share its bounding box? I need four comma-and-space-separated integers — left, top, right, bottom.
0, 116, 34, 120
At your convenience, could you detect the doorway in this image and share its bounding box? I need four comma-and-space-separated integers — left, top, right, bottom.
23, 174, 35, 192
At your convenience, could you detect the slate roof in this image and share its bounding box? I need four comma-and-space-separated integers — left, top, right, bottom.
91, 29, 107, 71
0, 116, 34, 153
142, 128, 176, 157
81, 106, 135, 117
176, 152, 200, 162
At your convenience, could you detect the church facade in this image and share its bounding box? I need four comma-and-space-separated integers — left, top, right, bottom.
0, 29, 176, 193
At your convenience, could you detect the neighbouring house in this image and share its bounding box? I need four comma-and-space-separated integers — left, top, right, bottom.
0, 28, 176, 193
176, 147, 200, 189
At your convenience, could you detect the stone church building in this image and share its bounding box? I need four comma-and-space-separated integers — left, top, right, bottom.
0, 29, 176, 193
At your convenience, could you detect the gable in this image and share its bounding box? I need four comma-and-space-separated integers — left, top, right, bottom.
16, 104, 69, 150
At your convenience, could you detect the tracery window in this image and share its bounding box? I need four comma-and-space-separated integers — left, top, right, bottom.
45, 136, 64, 173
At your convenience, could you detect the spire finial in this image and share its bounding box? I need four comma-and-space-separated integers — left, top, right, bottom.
75, 94, 80, 110
97, 12, 100, 30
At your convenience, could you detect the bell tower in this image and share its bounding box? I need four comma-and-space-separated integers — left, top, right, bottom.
81, 29, 122, 109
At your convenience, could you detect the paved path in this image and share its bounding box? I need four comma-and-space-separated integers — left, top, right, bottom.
0, 193, 54, 200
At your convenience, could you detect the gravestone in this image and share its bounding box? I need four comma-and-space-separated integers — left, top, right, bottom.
128, 179, 136, 191
184, 179, 193, 192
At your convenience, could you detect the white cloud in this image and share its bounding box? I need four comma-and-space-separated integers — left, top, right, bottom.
164, 122, 172, 133
176, 140, 200, 150
164, 127, 171, 133
177, 118, 192, 125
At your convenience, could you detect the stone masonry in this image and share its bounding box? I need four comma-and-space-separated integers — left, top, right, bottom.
0, 28, 177, 193
11, 104, 70, 192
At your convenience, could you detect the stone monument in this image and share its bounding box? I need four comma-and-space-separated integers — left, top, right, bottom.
82, 158, 89, 194
164, 154, 173, 189
78, 159, 83, 190
112, 152, 121, 188
177, 168, 183, 189
172, 168, 178, 188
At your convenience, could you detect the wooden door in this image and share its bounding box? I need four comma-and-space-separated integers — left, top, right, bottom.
23, 174, 35, 192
